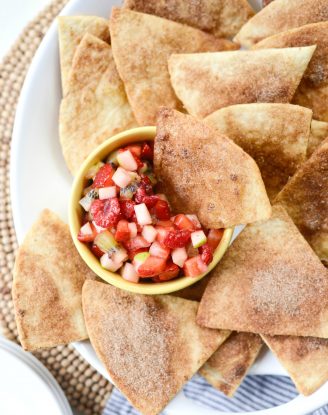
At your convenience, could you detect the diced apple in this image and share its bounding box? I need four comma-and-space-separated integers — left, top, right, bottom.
183, 255, 207, 277
191, 230, 207, 248
100, 254, 122, 272
134, 203, 152, 225
137, 256, 167, 278
121, 262, 139, 283
171, 247, 188, 268
112, 167, 132, 188
79, 222, 93, 236
133, 251, 151, 272
124, 236, 150, 252
77, 222, 97, 242
117, 150, 138, 171
142, 225, 157, 243
111, 246, 128, 263
149, 241, 170, 260
186, 214, 202, 229
99, 186, 117, 200
92, 221, 107, 233
128, 222, 138, 238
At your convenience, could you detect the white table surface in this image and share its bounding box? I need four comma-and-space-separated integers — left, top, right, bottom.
1, 0, 83, 413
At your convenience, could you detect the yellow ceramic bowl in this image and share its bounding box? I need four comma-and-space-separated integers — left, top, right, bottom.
69, 126, 233, 295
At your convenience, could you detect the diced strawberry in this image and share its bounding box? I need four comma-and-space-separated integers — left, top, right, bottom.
141, 142, 153, 160
120, 199, 136, 220
123, 145, 142, 157
156, 221, 175, 229
139, 176, 153, 195
92, 164, 115, 188
154, 200, 171, 220
163, 229, 191, 249
207, 229, 224, 250
174, 214, 195, 231
124, 236, 150, 252
199, 243, 213, 265
143, 195, 159, 208
127, 247, 148, 261
149, 241, 170, 260
137, 256, 167, 278
77, 222, 97, 242
186, 214, 202, 230
156, 227, 171, 246
132, 154, 144, 169
183, 255, 207, 277
115, 220, 130, 242
90, 198, 121, 228
155, 262, 180, 281
91, 243, 104, 258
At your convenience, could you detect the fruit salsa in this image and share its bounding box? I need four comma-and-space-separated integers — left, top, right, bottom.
77, 142, 224, 283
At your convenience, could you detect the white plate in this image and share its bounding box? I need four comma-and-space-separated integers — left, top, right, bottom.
10, 0, 328, 413
0, 336, 72, 415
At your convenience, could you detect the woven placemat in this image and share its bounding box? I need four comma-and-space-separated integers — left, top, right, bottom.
0, 1, 113, 413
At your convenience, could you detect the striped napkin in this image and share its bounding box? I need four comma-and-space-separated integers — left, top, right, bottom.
103, 375, 328, 415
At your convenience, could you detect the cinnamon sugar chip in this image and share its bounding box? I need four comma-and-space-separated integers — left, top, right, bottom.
82, 281, 227, 415
197, 205, 328, 337
262, 334, 328, 395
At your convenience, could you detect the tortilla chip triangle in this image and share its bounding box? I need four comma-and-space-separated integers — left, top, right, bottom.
234, 0, 328, 48
12, 209, 96, 351
200, 332, 263, 397
262, 334, 328, 396
57, 16, 110, 95
168, 46, 315, 119
59, 33, 137, 174
309, 120, 328, 157
254, 22, 328, 122
197, 205, 328, 337
205, 103, 312, 200
123, 0, 254, 38
154, 108, 271, 228
109, 7, 237, 126
82, 280, 227, 415
275, 138, 328, 264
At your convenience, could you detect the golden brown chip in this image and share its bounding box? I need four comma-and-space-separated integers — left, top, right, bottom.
308, 120, 328, 157
254, 22, 328, 122
262, 334, 328, 396
59, 33, 137, 175
275, 138, 328, 263
200, 332, 263, 397
123, 0, 254, 38
57, 16, 110, 95
205, 103, 312, 200
234, 0, 328, 48
154, 108, 271, 228
109, 7, 237, 126
82, 280, 228, 415
12, 209, 95, 351
197, 205, 328, 337
168, 46, 315, 119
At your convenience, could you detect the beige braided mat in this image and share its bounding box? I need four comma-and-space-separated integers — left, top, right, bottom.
0, 1, 113, 413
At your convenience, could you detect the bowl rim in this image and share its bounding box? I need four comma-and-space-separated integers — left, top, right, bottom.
69, 126, 233, 295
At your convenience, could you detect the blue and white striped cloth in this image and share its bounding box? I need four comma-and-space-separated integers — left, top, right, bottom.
103, 375, 328, 415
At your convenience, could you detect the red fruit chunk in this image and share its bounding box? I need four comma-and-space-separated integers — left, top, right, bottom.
183, 255, 207, 277
199, 243, 213, 265
134, 187, 146, 204
91, 198, 121, 228
156, 262, 180, 281
77, 223, 97, 242
143, 195, 159, 208
141, 143, 153, 160
174, 214, 195, 231
115, 220, 130, 242
128, 247, 148, 261
123, 145, 142, 157
124, 236, 150, 252
156, 221, 175, 229
92, 164, 115, 188
120, 199, 136, 220
138, 256, 166, 278
133, 154, 144, 169
139, 176, 153, 194
154, 200, 171, 220
156, 227, 170, 246
207, 229, 224, 250
91, 243, 104, 258
163, 229, 191, 249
